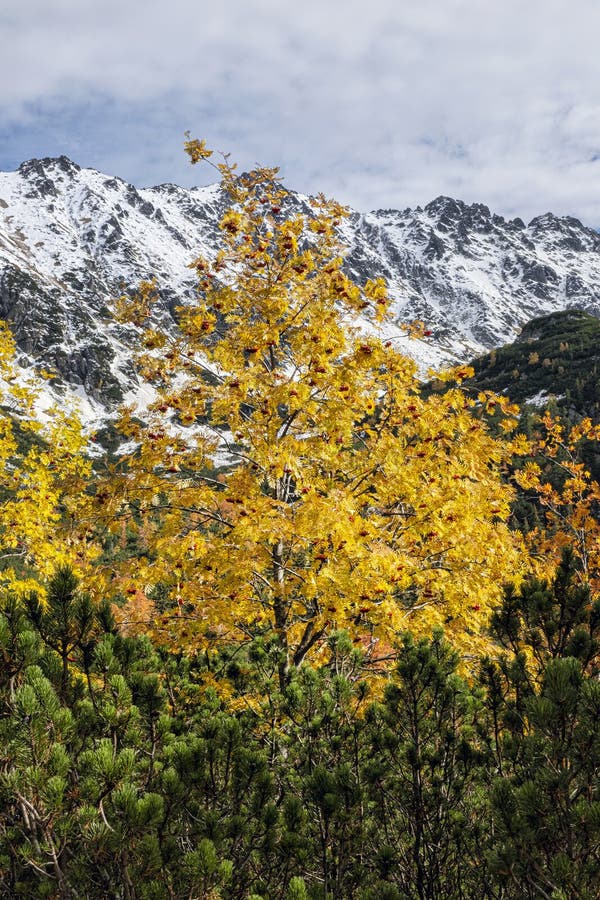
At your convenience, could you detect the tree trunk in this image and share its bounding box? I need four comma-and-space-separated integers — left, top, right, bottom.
273, 539, 289, 691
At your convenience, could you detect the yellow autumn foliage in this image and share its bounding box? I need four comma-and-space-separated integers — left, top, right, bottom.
0, 322, 98, 592
101, 144, 527, 679
514, 411, 600, 589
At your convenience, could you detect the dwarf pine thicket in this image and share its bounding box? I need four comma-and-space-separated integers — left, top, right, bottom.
1, 555, 599, 898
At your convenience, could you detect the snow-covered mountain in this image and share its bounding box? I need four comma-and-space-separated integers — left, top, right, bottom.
1, 155, 600, 424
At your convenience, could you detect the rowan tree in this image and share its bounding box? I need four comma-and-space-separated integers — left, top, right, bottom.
0, 323, 96, 593
103, 141, 524, 682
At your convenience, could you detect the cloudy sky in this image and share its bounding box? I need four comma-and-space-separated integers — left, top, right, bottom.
2, 0, 600, 224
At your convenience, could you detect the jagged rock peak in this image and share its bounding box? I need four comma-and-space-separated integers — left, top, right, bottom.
424, 195, 495, 221
422, 196, 496, 238
528, 212, 600, 252
424, 196, 467, 218
18, 155, 82, 178
149, 182, 188, 195
528, 212, 566, 231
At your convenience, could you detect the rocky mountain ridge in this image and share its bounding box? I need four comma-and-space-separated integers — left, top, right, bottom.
1, 155, 600, 424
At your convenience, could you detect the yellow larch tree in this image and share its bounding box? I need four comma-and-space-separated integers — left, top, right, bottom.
101, 142, 525, 681
0, 322, 96, 592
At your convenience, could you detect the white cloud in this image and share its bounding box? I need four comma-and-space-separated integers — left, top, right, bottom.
2, 0, 600, 223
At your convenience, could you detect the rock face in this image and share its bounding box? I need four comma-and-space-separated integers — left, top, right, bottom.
1, 157, 600, 423
342, 197, 600, 353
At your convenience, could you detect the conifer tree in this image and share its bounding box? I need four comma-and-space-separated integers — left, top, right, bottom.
482, 553, 600, 898
488, 656, 600, 900
361, 631, 490, 899
24, 565, 115, 701
490, 545, 600, 677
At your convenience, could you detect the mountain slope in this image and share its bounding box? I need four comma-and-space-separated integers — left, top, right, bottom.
464, 309, 600, 420
2, 156, 600, 423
